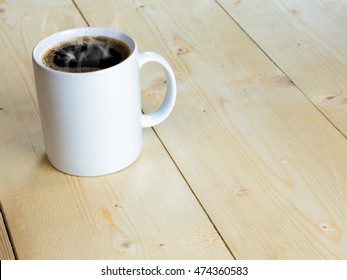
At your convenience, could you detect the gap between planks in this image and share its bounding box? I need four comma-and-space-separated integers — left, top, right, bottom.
72, 0, 91, 27
151, 128, 237, 259
214, 0, 347, 140
0, 207, 16, 260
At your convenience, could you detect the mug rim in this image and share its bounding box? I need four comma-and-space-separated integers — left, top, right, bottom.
32, 27, 137, 76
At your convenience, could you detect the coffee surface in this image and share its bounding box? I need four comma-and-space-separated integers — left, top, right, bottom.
41, 36, 131, 73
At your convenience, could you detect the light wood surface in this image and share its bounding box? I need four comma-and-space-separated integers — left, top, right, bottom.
0, 0, 347, 259
0, 211, 15, 259
218, 0, 347, 137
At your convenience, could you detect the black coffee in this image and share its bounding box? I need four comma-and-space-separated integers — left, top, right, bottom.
41, 36, 131, 73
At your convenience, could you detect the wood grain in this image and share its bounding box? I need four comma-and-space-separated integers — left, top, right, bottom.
74, 0, 347, 259
0, 0, 231, 259
217, 0, 347, 138
0, 211, 15, 260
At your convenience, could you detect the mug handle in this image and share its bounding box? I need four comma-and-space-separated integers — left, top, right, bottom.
138, 51, 177, 128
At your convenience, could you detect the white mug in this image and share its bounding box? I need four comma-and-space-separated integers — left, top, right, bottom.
32, 27, 176, 176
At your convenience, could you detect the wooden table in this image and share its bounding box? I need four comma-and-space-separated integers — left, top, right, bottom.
1, 0, 347, 260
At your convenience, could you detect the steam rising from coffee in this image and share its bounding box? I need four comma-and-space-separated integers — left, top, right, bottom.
41, 36, 130, 73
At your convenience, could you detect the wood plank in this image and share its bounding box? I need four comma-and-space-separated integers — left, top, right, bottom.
217, 0, 347, 137
74, 0, 347, 259
0, 0, 232, 259
0, 211, 15, 260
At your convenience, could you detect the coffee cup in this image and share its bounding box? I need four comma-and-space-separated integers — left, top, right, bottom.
32, 27, 176, 176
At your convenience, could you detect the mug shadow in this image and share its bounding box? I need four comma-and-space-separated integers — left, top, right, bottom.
37, 153, 71, 176
38, 153, 50, 166
37, 153, 61, 175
